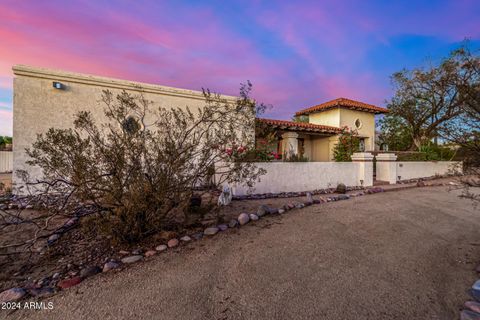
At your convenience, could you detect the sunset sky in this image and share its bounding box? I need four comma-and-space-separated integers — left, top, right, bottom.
1, 0, 479, 135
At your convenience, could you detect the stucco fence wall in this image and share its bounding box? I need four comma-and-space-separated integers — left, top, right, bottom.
12, 65, 241, 189
233, 161, 368, 196
0, 151, 13, 173
396, 161, 462, 180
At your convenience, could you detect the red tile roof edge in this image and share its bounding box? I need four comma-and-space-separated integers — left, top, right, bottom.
295, 97, 389, 116
256, 118, 342, 133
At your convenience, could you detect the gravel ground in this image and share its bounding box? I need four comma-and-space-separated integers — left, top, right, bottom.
5, 186, 480, 320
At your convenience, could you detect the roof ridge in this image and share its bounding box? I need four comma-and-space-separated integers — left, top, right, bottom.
295, 97, 388, 116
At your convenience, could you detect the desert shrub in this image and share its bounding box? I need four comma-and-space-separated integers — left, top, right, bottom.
333, 127, 360, 162
20, 84, 266, 243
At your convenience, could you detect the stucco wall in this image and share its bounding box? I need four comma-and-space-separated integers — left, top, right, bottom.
233, 161, 368, 195
12, 65, 239, 187
396, 161, 462, 181
308, 108, 340, 127
339, 109, 375, 150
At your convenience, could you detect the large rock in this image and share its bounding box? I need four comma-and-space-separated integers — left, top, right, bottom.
238, 213, 250, 225
58, 277, 82, 290
79, 265, 101, 278
121, 255, 143, 264
0, 288, 26, 302
204, 227, 219, 236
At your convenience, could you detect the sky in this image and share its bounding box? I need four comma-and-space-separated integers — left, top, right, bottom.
0, 0, 479, 136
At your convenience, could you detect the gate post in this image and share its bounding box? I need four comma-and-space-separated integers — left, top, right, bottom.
351, 152, 374, 187
376, 153, 398, 184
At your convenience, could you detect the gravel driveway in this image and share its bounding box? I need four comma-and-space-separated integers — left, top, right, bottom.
6, 186, 480, 320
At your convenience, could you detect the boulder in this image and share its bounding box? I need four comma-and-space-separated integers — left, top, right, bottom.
238, 213, 250, 225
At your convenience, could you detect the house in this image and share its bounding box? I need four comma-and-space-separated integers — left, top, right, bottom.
257, 98, 389, 161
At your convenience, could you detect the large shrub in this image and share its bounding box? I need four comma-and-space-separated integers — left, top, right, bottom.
333, 127, 360, 162
20, 84, 265, 243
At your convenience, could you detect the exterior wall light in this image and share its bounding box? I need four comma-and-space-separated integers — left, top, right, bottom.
53, 81, 65, 90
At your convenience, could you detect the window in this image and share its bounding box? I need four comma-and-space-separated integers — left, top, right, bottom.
359, 138, 365, 152
354, 118, 362, 129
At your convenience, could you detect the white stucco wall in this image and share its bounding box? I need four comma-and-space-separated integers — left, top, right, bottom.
233, 161, 368, 195
12, 65, 239, 188
0, 151, 13, 173
396, 161, 462, 181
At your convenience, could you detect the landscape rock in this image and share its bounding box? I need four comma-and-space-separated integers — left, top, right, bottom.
466, 301, 480, 314
0, 288, 26, 302
337, 194, 350, 200
155, 244, 168, 252
119, 250, 129, 255
57, 277, 82, 290
469, 289, 480, 302
416, 180, 426, 187
192, 233, 203, 240
79, 265, 101, 278
249, 213, 259, 221
295, 203, 305, 209
103, 261, 120, 272
473, 280, 480, 291
131, 249, 142, 255
167, 238, 179, 248
306, 192, 313, 203
278, 208, 285, 214
145, 250, 156, 257
228, 219, 239, 228
257, 205, 269, 217
461, 309, 480, 320
336, 183, 347, 194
218, 224, 228, 231
204, 227, 219, 236
121, 255, 143, 264
47, 233, 60, 245
180, 236, 192, 242
238, 213, 250, 225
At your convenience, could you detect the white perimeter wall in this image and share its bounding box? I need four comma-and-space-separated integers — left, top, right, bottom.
233, 162, 365, 196
396, 161, 462, 180
0, 151, 13, 173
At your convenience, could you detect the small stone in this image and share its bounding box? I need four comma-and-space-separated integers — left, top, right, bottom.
57, 277, 82, 290
47, 234, 60, 245
180, 236, 192, 242
79, 266, 101, 278
249, 213, 259, 221
469, 289, 480, 302
0, 288, 26, 303
52, 272, 60, 280
167, 239, 179, 248
204, 227, 219, 236
306, 192, 313, 203
238, 213, 250, 225
121, 255, 143, 264
145, 250, 156, 257
119, 250, 129, 255
295, 203, 305, 209
337, 194, 350, 200
228, 219, 239, 228
103, 262, 120, 272
218, 224, 228, 231
278, 209, 285, 214
461, 309, 480, 320
465, 301, 480, 314
155, 244, 168, 252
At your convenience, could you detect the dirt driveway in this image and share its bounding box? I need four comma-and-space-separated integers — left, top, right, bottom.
7, 186, 480, 320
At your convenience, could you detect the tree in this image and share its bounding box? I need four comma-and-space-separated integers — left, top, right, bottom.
377, 114, 413, 151
11, 84, 266, 245
387, 43, 478, 150
333, 127, 360, 162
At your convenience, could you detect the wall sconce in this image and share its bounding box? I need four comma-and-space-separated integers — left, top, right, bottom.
360, 179, 364, 186
52, 81, 65, 90
397, 176, 401, 182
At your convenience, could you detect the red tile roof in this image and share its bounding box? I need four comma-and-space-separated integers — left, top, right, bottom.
257, 118, 341, 134
295, 98, 389, 116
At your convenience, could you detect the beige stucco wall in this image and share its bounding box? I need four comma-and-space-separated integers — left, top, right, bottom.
12, 65, 239, 188
308, 108, 340, 127
339, 109, 376, 151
